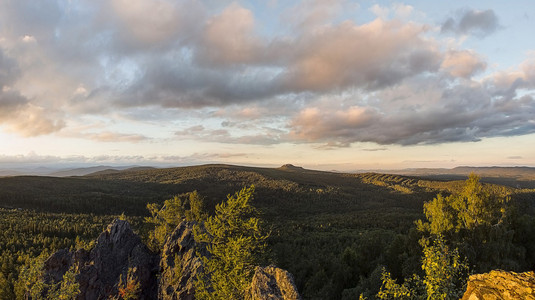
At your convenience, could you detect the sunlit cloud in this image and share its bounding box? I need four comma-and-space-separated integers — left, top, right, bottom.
441, 50, 487, 78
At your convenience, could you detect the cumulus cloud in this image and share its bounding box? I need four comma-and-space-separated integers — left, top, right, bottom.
441, 50, 487, 78
490, 57, 535, 90
0, 49, 64, 136
441, 9, 500, 37
280, 19, 441, 92
110, 0, 182, 45
175, 124, 282, 145
196, 3, 261, 66
290, 106, 375, 144
6, 104, 65, 136
288, 76, 535, 146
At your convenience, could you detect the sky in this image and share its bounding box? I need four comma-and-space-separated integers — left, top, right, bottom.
1, 0, 535, 171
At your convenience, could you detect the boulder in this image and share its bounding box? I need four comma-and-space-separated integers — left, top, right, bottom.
248, 265, 301, 300
461, 270, 535, 300
158, 221, 205, 300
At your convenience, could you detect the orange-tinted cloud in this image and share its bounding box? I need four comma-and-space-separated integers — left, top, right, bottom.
280, 19, 441, 91
441, 50, 486, 78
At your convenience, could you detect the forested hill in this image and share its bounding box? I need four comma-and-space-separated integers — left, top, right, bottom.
391, 166, 535, 188
0, 163, 492, 216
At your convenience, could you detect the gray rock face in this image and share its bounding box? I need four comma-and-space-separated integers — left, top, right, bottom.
158, 221, 205, 300
42, 219, 158, 300
248, 266, 302, 300
461, 270, 535, 300
42, 249, 74, 284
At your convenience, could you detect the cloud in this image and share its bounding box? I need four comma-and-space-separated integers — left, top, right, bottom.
441, 9, 500, 37
288, 75, 535, 146
490, 57, 535, 90
279, 19, 441, 92
0, 50, 20, 86
369, 3, 414, 20
58, 129, 150, 143
0, 50, 64, 136
85, 131, 149, 143
284, 0, 348, 32
107, 5, 444, 109
0, 0, 63, 43
363, 147, 388, 152
290, 106, 376, 145
441, 50, 486, 78
6, 104, 65, 136
103, 0, 208, 54
110, 0, 182, 46
195, 3, 261, 66
175, 125, 230, 140
0, 152, 239, 167
508, 156, 522, 160
175, 124, 282, 145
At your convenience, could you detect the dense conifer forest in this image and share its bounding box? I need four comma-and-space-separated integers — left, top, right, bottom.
1, 164, 535, 299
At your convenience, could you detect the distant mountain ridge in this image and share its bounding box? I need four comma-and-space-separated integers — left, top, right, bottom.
0, 165, 156, 177
388, 166, 535, 188
389, 166, 535, 178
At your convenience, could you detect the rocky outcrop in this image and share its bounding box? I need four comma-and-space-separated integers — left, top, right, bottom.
461, 270, 535, 300
42, 248, 75, 284
42, 219, 158, 299
248, 266, 302, 300
86, 219, 157, 299
158, 221, 206, 300
40, 219, 300, 300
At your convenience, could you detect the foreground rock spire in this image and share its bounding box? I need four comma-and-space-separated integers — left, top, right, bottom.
42, 219, 158, 299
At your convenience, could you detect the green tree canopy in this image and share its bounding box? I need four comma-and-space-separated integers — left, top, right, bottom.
378, 235, 467, 300
417, 174, 508, 236
145, 191, 207, 249
415, 174, 521, 271
195, 185, 268, 300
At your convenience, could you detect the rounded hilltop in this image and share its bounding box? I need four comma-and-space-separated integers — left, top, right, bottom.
279, 164, 305, 171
